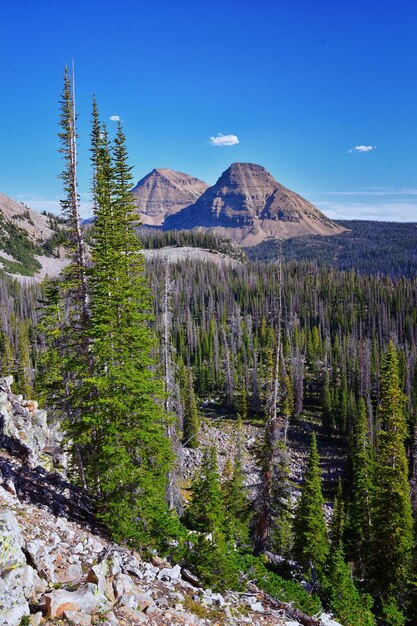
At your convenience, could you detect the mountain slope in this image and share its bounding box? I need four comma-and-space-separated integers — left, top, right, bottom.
131, 168, 209, 226
0, 192, 67, 278
163, 163, 345, 246
0, 374, 326, 626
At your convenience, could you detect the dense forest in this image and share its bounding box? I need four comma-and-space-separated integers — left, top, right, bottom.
1, 69, 417, 626
247, 220, 417, 279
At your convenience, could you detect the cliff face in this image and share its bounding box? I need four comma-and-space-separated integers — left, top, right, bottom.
131, 169, 209, 226
0, 377, 335, 626
163, 163, 345, 246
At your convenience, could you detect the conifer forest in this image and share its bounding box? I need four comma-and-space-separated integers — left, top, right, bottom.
1, 69, 417, 626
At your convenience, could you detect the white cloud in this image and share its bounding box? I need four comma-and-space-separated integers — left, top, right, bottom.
348, 145, 377, 153
110, 115, 120, 122
209, 133, 239, 147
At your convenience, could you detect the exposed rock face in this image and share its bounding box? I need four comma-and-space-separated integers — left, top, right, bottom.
0, 192, 69, 280
131, 169, 209, 226
0, 193, 54, 243
0, 376, 65, 472
164, 163, 345, 246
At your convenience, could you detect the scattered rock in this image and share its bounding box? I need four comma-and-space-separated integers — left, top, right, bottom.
44, 582, 110, 618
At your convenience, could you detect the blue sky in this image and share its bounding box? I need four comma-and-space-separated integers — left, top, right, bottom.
1, 0, 416, 221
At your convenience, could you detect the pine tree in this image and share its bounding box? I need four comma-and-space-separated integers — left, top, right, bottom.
180, 364, 200, 448
223, 437, 249, 546
0, 330, 14, 376
330, 477, 344, 552
58, 65, 89, 324
322, 369, 334, 435
186, 446, 239, 589
323, 548, 375, 626
187, 446, 225, 533
293, 432, 329, 577
74, 115, 175, 548
345, 396, 373, 575
368, 342, 413, 604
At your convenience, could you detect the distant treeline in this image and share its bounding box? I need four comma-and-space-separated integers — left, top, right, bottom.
246, 220, 417, 278
136, 227, 246, 260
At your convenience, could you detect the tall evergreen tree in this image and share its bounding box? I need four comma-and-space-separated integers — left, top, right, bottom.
180, 363, 200, 449
186, 446, 239, 589
58, 65, 89, 324
330, 477, 344, 552
293, 432, 329, 577
187, 446, 225, 533
0, 330, 14, 377
368, 342, 413, 606
345, 396, 373, 576
73, 115, 175, 548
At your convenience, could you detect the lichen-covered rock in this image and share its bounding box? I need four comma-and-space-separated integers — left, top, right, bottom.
3, 564, 46, 602
0, 509, 26, 574
0, 575, 29, 626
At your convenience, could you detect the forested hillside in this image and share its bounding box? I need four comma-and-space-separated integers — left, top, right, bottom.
1, 249, 417, 624
247, 220, 417, 278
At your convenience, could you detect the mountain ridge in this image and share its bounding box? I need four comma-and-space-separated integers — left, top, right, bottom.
131, 168, 209, 226
163, 163, 345, 246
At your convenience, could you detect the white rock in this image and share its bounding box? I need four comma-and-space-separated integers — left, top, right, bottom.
158, 563, 181, 582
3, 564, 46, 602
211, 592, 225, 606
44, 582, 110, 618
87, 561, 110, 594
250, 601, 264, 612
0, 575, 29, 625
64, 611, 92, 626
113, 572, 137, 598
0, 509, 26, 575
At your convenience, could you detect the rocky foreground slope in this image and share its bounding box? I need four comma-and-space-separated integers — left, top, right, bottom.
0, 378, 340, 626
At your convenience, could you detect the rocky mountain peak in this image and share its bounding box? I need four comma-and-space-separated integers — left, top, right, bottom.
131, 169, 209, 226
163, 163, 345, 246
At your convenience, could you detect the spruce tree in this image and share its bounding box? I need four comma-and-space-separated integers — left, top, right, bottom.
187, 446, 225, 533
0, 330, 14, 376
223, 442, 249, 546
293, 432, 329, 577
180, 364, 200, 448
76, 115, 175, 548
322, 369, 334, 435
368, 342, 413, 605
345, 396, 373, 575
186, 446, 239, 589
323, 548, 375, 626
15, 322, 33, 397
58, 65, 89, 323
330, 477, 344, 552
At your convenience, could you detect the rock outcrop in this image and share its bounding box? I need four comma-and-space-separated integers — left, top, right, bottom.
163, 163, 345, 246
0, 194, 54, 244
131, 169, 209, 226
